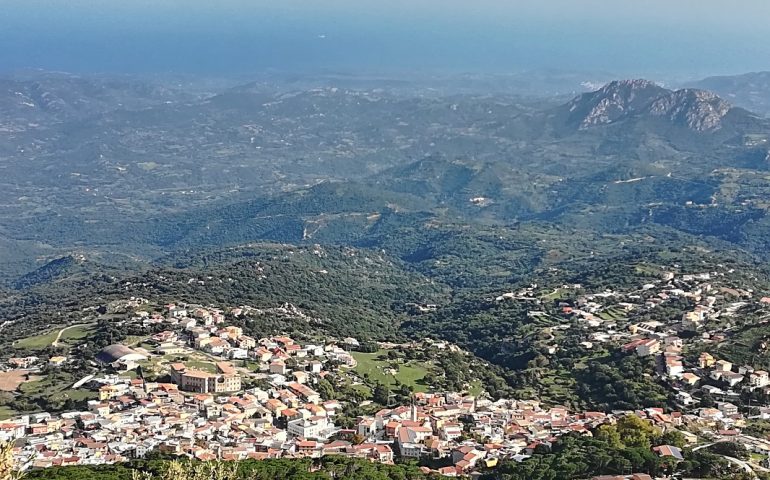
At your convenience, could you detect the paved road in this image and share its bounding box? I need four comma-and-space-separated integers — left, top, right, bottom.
692, 442, 758, 477
724, 456, 756, 476
692, 442, 719, 451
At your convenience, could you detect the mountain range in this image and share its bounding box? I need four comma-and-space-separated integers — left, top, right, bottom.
1, 71, 770, 286
687, 71, 770, 116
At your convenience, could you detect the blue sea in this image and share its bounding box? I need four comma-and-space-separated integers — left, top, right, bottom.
1, 0, 767, 77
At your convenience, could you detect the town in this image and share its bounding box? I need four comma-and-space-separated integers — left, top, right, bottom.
5, 262, 770, 478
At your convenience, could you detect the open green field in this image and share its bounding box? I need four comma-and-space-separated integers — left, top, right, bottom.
541, 287, 570, 301
59, 324, 97, 342
634, 263, 663, 276
124, 335, 150, 348
18, 374, 74, 396
3, 371, 95, 413
119, 370, 140, 380
350, 383, 373, 397
351, 350, 429, 392
14, 330, 60, 350
14, 323, 97, 350
56, 389, 97, 402
0, 405, 18, 420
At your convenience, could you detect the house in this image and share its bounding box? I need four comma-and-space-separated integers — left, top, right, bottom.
356, 418, 376, 437
699, 352, 716, 369
152, 330, 178, 342
665, 356, 684, 377
653, 445, 684, 461
293, 371, 309, 384
228, 348, 248, 360
440, 423, 463, 441
169, 363, 241, 394
396, 429, 424, 458
750, 370, 770, 388
265, 399, 288, 415
179, 318, 197, 330
0, 423, 26, 442
285, 344, 302, 356
286, 382, 321, 404
721, 372, 745, 387
223, 326, 243, 338
287, 417, 331, 440
302, 344, 324, 357
156, 343, 186, 356
702, 385, 724, 396
676, 391, 695, 406
8, 357, 38, 368
682, 311, 704, 330
295, 439, 323, 458
714, 360, 733, 372
681, 372, 700, 386
636, 339, 660, 357
169, 307, 188, 318
253, 348, 273, 363
717, 402, 739, 416
681, 431, 698, 445
352, 443, 393, 463
270, 361, 287, 375
201, 337, 228, 355
48, 356, 67, 367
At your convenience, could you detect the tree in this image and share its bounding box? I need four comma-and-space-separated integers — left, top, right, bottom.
615, 415, 661, 449
372, 382, 391, 406
658, 429, 687, 449
594, 424, 623, 449
700, 392, 716, 408
316, 378, 335, 400
709, 441, 749, 461
0, 442, 23, 480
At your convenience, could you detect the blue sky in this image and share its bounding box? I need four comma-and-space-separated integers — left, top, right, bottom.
2, 0, 769, 78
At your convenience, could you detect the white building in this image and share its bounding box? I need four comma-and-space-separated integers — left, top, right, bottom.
750, 370, 770, 388
287, 417, 331, 440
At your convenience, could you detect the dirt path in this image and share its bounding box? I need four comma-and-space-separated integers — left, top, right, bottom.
51, 323, 88, 347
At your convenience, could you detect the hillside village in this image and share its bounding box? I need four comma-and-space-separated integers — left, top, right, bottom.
503, 264, 770, 405
5, 264, 770, 477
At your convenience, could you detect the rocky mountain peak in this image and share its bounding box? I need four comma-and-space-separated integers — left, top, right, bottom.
566, 79, 734, 132
566, 79, 668, 129
648, 88, 731, 131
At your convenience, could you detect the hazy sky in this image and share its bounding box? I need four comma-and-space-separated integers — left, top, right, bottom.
2, 0, 769, 78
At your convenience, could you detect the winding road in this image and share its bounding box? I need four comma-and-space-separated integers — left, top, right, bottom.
692, 442, 759, 478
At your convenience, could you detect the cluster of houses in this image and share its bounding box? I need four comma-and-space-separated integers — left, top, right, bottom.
0, 372, 707, 477
136, 304, 357, 369
526, 268, 770, 407
0, 296, 730, 478
8, 276, 770, 478
0, 375, 341, 469
7, 355, 68, 369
